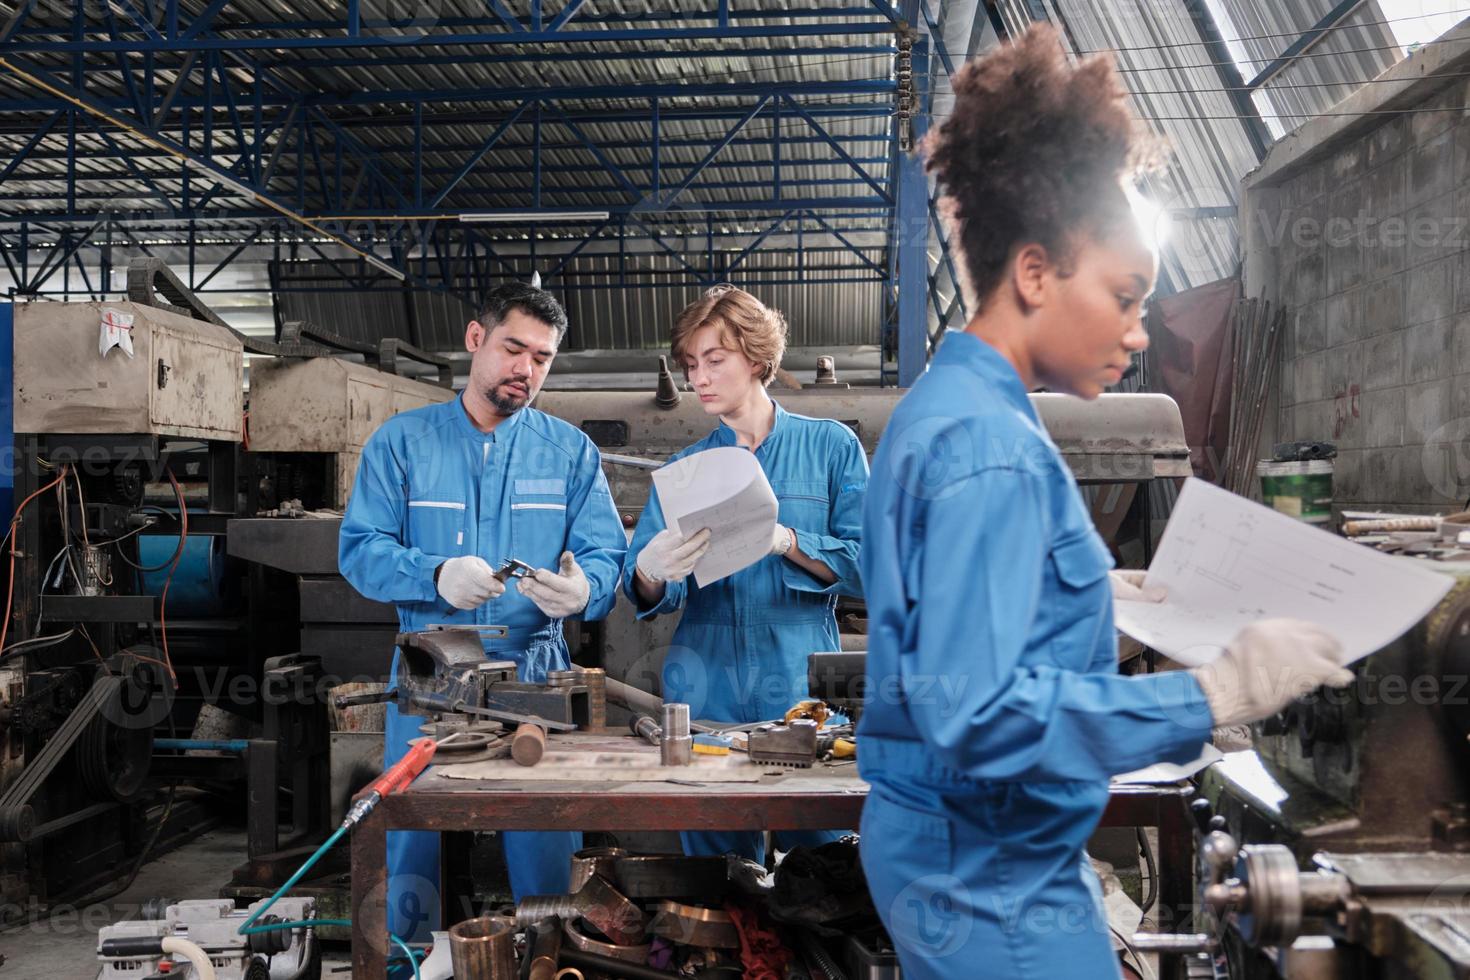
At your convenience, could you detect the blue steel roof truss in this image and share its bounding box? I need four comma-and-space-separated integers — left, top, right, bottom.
0, 0, 912, 302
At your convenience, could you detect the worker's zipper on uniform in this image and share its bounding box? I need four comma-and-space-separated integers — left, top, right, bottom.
407, 501, 465, 509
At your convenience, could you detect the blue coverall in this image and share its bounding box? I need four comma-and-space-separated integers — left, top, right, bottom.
339, 393, 626, 942
622, 400, 868, 861
857, 332, 1214, 979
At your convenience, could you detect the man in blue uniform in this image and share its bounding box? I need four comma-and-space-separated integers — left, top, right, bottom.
339, 282, 626, 942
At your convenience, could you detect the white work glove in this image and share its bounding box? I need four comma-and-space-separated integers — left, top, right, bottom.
435, 556, 505, 610
770, 524, 796, 558
1110, 569, 1167, 603
636, 527, 712, 584
516, 551, 591, 619
1190, 619, 1354, 727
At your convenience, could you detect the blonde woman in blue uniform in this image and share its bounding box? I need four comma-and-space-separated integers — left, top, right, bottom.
622, 285, 868, 862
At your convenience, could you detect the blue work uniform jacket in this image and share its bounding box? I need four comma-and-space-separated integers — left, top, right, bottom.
858, 329, 1213, 819
621, 400, 868, 723
339, 393, 626, 680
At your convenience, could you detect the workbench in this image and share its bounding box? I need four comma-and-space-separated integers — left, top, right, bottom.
349, 738, 1197, 979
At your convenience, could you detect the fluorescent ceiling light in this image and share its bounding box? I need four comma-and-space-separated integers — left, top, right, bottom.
363, 253, 407, 281
458, 210, 610, 223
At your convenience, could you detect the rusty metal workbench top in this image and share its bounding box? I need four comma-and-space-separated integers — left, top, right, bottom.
349, 734, 1195, 979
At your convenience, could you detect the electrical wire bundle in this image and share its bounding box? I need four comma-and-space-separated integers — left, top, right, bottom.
0, 460, 189, 688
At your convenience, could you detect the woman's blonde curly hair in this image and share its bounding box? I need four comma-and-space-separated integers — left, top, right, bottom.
669, 284, 788, 386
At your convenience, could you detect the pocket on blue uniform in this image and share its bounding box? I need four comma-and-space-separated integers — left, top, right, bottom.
406, 499, 466, 556
1050, 531, 1110, 590
774, 480, 829, 531
510, 493, 568, 570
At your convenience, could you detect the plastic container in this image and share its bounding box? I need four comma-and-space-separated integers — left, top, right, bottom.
1258, 459, 1334, 524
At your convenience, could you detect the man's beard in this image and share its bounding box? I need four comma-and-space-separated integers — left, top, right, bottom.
485, 378, 531, 415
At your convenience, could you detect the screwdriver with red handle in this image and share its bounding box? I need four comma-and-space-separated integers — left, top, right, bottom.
239, 734, 452, 936
341, 735, 442, 830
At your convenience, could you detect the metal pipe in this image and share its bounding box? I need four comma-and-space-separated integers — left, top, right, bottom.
599, 452, 663, 471
1128, 933, 1215, 954
560, 949, 682, 980
629, 715, 662, 747
154, 739, 248, 753
606, 677, 662, 717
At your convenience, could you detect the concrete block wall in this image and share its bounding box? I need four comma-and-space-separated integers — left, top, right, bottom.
1248, 79, 1470, 514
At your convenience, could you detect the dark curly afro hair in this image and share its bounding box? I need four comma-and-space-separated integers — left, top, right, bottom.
925, 23, 1160, 310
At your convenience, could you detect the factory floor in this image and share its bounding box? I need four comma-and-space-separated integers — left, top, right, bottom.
0, 829, 1163, 978
0, 828, 351, 977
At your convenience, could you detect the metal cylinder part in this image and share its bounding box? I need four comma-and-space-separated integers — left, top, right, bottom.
569, 846, 627, 893
660, 702, 692, 766
1235, 845, 1304, 947
545, 669, 580, 688
630, 714, 661, 746
661, 702, 690, 737
512, 723, 546, 767
528, 917, 563, 980
579, 668, 607, 730
447, 915, 518, 980
661, 735, 692, 766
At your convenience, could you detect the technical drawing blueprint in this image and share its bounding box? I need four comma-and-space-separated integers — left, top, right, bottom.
1114, 478, 1454, 666
652, 446, 779, 587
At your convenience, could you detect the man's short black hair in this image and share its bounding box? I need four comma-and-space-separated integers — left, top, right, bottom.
476, 282, 568, 343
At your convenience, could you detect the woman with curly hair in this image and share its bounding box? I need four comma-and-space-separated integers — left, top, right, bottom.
856, 25, 1351, 978
622, 284, 868, 862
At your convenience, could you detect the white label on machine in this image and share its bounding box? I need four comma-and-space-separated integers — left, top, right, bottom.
1113, 478, 1454, 666
99, 307, 135, 359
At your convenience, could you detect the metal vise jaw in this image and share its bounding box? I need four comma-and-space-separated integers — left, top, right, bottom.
394, 627, 592, 729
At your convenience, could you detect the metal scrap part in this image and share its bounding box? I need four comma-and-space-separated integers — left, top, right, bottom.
649, 901, 741, 949
562, 917, 652, 964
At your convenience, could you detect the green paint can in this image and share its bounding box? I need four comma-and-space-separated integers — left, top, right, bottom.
1258, 459, 1334, 524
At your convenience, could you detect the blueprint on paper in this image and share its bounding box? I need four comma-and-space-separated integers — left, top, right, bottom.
1113, 478, 1454, 667
652, 446, 779, 587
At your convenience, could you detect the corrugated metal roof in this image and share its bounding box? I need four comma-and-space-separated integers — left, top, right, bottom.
929, 0, 1409, 293
0, 0, 898, 229
274, 243, 884, 352
1214, 0, 1402, 139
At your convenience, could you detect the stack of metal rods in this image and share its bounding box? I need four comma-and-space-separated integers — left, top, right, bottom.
1222, 297, 1285, 498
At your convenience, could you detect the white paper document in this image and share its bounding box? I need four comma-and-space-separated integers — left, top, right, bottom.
1114, 478, 1454, 666
1112, 745, 1223, 785
652, 446, 779, 587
